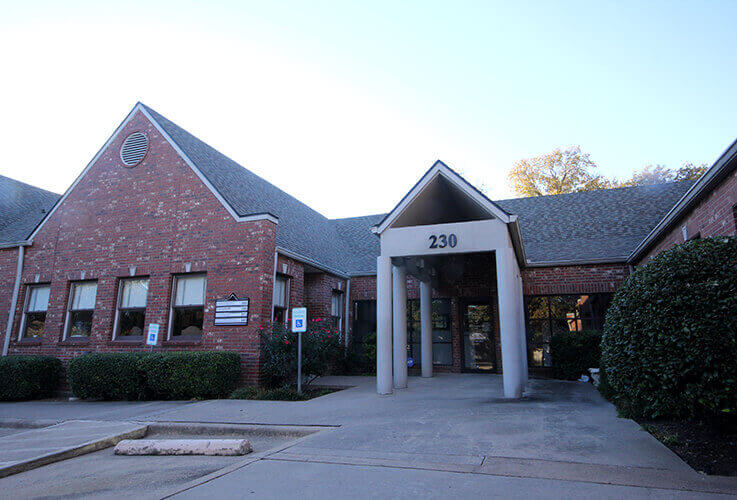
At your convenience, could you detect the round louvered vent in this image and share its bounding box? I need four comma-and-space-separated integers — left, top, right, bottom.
120, 132, 148, 167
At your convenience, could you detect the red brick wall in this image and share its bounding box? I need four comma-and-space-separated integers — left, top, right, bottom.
521, 263, 630, 295
347, 257, 630, 374
2, 110, 278, 385
636, 169, 737, 264
304, 272, 347, 333
274, 255, 305, 317
0, 247, 20, 339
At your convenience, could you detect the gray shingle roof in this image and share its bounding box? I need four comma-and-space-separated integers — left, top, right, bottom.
495, 181, 695, 264
143, 104, 695, 273
0, 175, 59, 246
143, 104, 355, 274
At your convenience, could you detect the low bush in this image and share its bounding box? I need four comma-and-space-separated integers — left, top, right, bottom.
230, 385, 333, 401
259, 319, 342, 388
550, 330, 602, 380
601, 236, 737, 420
0, 355, 62, 401
67, 351, 241, 400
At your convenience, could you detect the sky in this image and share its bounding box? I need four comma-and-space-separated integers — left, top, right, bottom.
0, 1, 735, 218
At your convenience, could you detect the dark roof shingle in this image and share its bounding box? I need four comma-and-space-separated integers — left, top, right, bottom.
0, 175, 59, 246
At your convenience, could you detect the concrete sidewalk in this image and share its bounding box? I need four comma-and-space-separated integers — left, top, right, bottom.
0, 420, 147, 478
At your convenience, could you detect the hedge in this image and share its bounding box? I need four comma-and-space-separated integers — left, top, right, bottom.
67, 351, 241, 400
550, 330, 601, 380
0, 355, 62, 401
601, 236, 737, 420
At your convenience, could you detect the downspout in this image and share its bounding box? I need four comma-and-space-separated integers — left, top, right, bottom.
2, 245, 25, 356
344, 278, 351, 347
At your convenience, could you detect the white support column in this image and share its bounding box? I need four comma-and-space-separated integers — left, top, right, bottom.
495, 248, 525, 398
517, 274, 529, 385
376, 256, 393, 395
420, 280, 433, 378
392, 265, 408, 389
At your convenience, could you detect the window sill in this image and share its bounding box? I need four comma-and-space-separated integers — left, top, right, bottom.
110, 338, 144, 345
59, 338, 91, 345
163, 338, 202, 346
15, 339, 42, 346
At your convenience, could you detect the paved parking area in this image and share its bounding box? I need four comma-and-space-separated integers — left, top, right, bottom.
2, 374, 736, 498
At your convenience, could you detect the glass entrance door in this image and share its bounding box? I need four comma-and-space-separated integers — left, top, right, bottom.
461, 300, 497, 372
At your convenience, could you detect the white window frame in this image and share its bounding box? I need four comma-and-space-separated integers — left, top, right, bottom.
113, 277, 150, 340
331, 290, 344, 332
63, 280, 98, 340
18, 284, 51, 341
272, 274, 291, 323
167, 273, 207, 340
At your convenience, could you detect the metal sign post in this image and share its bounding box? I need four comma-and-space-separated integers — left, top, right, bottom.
291, 308, 307, 394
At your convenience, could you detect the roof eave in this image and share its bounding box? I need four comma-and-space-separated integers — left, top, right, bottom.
627, 137, 737, 263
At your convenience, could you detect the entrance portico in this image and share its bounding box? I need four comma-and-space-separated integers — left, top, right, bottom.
372, 161, 528, 398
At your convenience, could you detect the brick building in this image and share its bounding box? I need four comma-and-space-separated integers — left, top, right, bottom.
0, 103, 734, 394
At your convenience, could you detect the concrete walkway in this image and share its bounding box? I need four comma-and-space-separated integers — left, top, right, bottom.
0, 420, 147, 478
1, 374, 737, 498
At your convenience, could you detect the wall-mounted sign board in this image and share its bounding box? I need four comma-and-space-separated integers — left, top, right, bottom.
215, 296, 249, 325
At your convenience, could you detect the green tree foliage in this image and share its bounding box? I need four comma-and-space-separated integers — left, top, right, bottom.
0, 356, 62, 401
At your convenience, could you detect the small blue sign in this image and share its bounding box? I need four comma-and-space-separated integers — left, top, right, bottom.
407, 357, 415, 367
146, 323, 160, 346
291, 307, 307, 333
295, 319, 304, 329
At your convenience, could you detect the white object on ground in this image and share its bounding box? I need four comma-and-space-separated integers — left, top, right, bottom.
588, 368, 601, 387
114, 439, 252, 456
578, 375, 590, 383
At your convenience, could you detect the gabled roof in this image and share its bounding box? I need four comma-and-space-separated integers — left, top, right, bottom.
496, 181, 694, 265
140, 104, 355, 275
373, 160, 513, 234
0, 175, 59, 247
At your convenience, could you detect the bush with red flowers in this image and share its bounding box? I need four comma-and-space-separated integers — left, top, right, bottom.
259, 318, 343, 388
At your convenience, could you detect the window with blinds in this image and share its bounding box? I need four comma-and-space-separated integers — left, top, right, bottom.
21, 284, 50, 340
65, 281, 97, 338
171, 274, 206, 339
115, 278, 149, 338
273, 275, 290, 323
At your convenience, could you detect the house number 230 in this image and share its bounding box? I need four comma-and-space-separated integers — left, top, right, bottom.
428, 233, 458, 249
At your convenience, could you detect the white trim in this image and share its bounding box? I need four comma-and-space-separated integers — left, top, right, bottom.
27, 103, 278, 243
63, 280, 97, 340
138, 106, 280, 225
275, 246, 350, 278
168, 273, 207, 340
112, 277, 149, 340
344, 278, 351, 346
2, 246, 24, 356
628, 137, 737, 263
17, 283, 50, 342
270, 251, 278, 323
373, 161, 512, 235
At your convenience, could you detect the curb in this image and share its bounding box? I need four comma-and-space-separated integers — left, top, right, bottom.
0, 424, 148, 479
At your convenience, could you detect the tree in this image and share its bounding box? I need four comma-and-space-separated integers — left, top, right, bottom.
622, 162, 708, 187
508, 146, 612, 197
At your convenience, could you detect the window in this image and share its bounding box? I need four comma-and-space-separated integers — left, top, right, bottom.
20, 284, 50, 340
273, 274, 290, 323
525, 294, 612, 367
352, 300, 376, 348
407, 299, 453, 366
170, 274, 206, 339
65, 281, 97, 339
331, 291, 344, 331
115, 278, 149, 338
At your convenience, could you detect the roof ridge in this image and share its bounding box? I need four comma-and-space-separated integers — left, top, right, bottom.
494, 179, 695, 204
140, 103, 334, 223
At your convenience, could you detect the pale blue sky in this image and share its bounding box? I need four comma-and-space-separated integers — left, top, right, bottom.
1, 1, 735, 217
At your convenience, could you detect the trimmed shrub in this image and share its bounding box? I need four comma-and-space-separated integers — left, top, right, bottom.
601, 236, 737, 420
67, 351, 241, 400
137, 351, 241, 400
550, 330, 602, 380
259, 319, 342, 388
0, 355, 62, 401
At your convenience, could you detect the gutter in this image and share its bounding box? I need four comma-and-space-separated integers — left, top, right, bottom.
274, 247, 349, 279
628, 137, 737, 263
524, 257, 628, 268
2, 245, 26, 356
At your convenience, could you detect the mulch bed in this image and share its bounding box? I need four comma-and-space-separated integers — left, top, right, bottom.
638, 418, 737, 475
